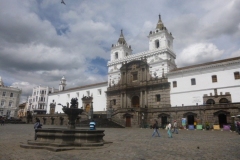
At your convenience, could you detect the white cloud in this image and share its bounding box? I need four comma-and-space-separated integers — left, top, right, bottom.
176, 43, 224, 67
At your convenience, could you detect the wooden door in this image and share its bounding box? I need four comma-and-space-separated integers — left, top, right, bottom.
126, 117, 131, 127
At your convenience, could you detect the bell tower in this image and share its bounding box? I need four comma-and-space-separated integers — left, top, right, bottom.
148, 15, 174, 51
110, 30, 132, 61
59, 76, 66, 91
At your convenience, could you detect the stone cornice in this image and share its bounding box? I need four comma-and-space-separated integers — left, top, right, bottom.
107, 47, 176, 66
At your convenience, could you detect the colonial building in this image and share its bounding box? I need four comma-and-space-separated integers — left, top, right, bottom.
27, 85, 56, 114
44, 15, 239, 128
0, 77, 22, 118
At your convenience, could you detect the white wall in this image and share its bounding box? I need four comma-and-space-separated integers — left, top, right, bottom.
168, 65, 240, 106
47, 83, 107, 114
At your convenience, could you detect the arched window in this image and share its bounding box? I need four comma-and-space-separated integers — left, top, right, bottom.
219, 98, 229, 103
1, 100, 5, 107
115, 52, 118, 59
206, 99, 215, 105
155, 40, 160, 48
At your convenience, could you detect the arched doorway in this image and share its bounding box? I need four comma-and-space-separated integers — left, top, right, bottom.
183, 112, 197, 126
219, 98, 228, 104
218, 114, 227, 128
206, 99, 215, 105
85, 104, 90, 112
161, 116, 168, 128
187, 115, 194, 125
132, 96, 140, 108
158, 113, 170, 128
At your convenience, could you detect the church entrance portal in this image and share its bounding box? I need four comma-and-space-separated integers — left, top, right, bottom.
218, 114, 227, 128
131, 96, 140, 108
187, 115, 194, 125
126, 117, 131, 127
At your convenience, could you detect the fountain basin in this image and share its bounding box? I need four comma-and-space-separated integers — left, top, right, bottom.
20, 128, 111, 151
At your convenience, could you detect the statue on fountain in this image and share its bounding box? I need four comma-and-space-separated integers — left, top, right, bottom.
59, 98, 83, 129
69, 98, 78, 108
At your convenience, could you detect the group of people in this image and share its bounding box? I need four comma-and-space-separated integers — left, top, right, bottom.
152, 120, 178, 138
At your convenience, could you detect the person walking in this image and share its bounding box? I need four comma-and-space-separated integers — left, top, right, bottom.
34, 118, 42, 140
152, 120, 160, 137
167, 122, 173, 138
172, 120, 178, 134
1, 117, 5, 125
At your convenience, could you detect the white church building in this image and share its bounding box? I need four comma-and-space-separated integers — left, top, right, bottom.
46, 15, 240, 127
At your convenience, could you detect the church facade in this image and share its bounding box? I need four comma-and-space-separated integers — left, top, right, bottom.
46, 15, 240, 128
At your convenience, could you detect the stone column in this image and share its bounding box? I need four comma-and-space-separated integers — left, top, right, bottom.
121, 93, 123, 108
145, 90, 147, 106
125, 93, 127, 108
140, 91, 142, 108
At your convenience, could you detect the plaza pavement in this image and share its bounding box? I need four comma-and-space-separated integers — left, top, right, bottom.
0, 124, 239, 160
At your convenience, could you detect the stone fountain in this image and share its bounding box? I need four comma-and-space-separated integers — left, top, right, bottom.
20, 98, 110, 151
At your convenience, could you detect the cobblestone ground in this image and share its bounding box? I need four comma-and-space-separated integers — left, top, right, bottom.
0, 124, 239, 160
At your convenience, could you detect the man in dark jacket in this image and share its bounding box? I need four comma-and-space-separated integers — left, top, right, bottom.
152, 120, 160, 137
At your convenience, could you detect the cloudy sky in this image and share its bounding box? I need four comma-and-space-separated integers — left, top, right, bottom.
0, 0, 239, 103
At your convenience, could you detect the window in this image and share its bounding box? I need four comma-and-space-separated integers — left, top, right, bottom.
212, 75, 217, 83
156, 94, 161, 102
10, 93, 13, 97
234, 72, 240, 79
115, 52, 118, 59
98, 89, 102, 95
219, 98, 229, 103
173, 81, 177, 88
9, 101, 13, 107
2, 92, 6, 96
132, 73, 138, 81
168, 40, 170, 47
126, 52, 128, 56
191, 78, 196, 85
113, 99, 116, 105
41, 97, 43, 101
1, 100, 4, 107
155, 40, 160, 48
206, 99, 215, 105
